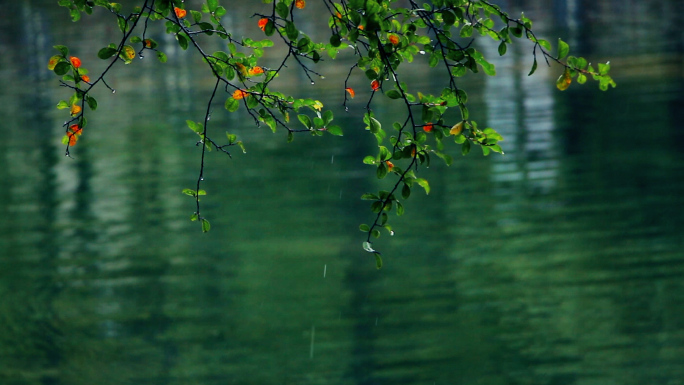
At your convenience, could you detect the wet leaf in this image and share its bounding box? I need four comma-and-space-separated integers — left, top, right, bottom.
557, 38, 569, 60
556, 67, 572, 91
201, 218, 211, 232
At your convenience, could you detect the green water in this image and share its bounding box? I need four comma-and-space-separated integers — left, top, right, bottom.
1, 1, 683, 384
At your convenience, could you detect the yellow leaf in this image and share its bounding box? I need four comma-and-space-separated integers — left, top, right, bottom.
122, 45, 136, 62
47, 55, 62, 70
450, 121, 464, 135
556, 68, 572, 91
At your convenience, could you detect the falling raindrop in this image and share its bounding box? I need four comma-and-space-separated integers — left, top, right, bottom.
330, 155, 334, 164
323, 264, 327, 278
309, 326, 315, 359
375, 317, 378, 326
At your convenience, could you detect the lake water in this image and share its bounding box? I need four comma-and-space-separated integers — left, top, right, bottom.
1, 1, 683, 384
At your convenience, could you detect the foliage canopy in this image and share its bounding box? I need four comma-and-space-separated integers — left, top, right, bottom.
50, 0, 614, 267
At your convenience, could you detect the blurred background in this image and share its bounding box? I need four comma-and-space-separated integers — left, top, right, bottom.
1, 0, 683, 384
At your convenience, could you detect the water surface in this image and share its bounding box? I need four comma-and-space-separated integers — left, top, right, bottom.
1, 1, 683, 384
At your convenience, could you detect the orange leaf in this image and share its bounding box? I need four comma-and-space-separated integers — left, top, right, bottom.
258, 18, 269, 32
423, 123, 433, 133
143, 39, 152, 48
70, 104, 82, 116
248, 66, 264, 76
174, 7, 187, 18
370, 80, 380, 91
295, 0, 305, 9
345, 87, 355, 98
386, 161, 394, 171
81, 75, 90, 83
70, 56, 81, 68
335, 11, 342, 19
389, 34, 399, 46
232, 89, 248, 100
358, 25, 364, 30
69, 124, 83, 136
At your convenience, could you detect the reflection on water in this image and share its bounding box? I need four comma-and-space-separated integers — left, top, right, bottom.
1, 1, 684, 384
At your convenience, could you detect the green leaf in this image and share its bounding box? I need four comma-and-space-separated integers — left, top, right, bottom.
157, 51, 168, 63
177, 34, 189, 50
207, 0, 218, 12
117, 15, 127, 33
416, 178, 430, 194
86, 96, 97, 111
361, 193, 379, 200
376, 162, 388, 179
225, 97, 239, 112
528, 58, 537, 76
327, 125, 343, 136
536, 39, 551, 51
56, 100, 70, 109
215, 6, 226, 18
182, 188, 196, 196
374, 253, 383, 269
402, 183, 411, 199
201, 218, 211, 232
498, 41, 507, 56
191, 10, 202, 23
276, 1, 289, 18
392, 197, 403, 215
297, 114, 312, 129
462, 139, 471, 155
186, 120, 202, 133
54, 45, 69, 56
226, 133, 237, 144
322, 110, 333, 125
441, 10, 456, 25
330, 34, 341, 47
363, 156, 376, 165
557, 38, 569, 60
385, 89, 401, 99
246, 95, 258, 109
359, 224, 370, 232
285, 21, 299, 41
53, 62, 71, 76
